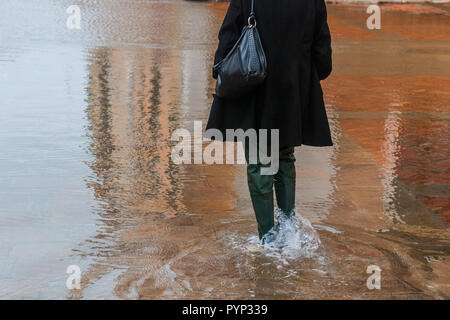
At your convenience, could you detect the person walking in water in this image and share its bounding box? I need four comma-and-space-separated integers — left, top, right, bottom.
206, 0, 333, 244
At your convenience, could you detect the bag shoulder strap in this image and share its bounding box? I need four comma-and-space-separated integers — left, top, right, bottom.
248, 0, 257, 26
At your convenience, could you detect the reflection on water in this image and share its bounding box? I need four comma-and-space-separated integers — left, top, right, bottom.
0, 1, 449, 299
382, 111, 403, 224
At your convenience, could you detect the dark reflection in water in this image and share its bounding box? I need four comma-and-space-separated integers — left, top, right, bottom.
85, 48, 116, 212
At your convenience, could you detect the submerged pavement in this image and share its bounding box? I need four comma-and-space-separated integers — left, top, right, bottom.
0, 1, 448, 299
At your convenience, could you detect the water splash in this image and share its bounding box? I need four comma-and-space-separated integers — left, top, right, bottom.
227, 207, 323, 263
269, 207, 321, 258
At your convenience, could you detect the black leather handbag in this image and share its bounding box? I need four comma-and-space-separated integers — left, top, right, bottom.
213, 0, 267, 99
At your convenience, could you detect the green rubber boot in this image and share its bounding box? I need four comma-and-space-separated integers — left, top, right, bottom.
246, 162, 275, 239
244, 143, 296, 240
274, 147, 296, 218
244, 141, 275, 240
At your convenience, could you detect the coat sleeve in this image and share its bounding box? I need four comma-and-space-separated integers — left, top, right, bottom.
212, 0, 244, 79
312, 0, 332, 80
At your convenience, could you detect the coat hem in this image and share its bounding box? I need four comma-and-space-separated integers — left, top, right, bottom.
203, 133, 333, 148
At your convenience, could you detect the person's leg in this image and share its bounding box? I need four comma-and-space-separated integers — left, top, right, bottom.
244, 141, 275, 240
274, 147, 296, 217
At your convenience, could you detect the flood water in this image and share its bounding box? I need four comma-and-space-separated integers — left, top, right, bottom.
0, 1, 449, 299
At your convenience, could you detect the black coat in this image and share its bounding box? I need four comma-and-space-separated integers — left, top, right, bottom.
206, 0, 333, 148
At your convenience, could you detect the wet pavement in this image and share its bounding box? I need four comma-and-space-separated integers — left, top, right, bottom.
0, 1, 449, 299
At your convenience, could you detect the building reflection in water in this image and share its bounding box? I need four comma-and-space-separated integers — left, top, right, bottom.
73, 44, 182, 296
75, 3, 217, 297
